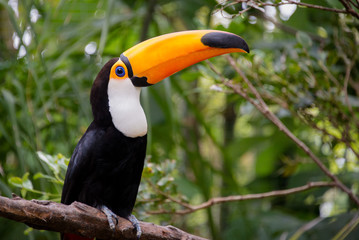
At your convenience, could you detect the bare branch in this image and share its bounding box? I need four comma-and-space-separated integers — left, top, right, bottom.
333, 28, 359, 126
339, 0, 359, 19
148, 182, 336, 215
146, 180, 193, 210
0, 195, 207, 240
219, 0, 359, 19
275, 0, 351, 14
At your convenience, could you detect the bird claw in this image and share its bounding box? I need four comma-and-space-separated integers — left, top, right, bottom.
100, 205, 118, 230
127, 214, 142, 239
100, 206, 141, 239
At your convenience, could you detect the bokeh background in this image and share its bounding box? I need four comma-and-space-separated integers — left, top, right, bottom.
0, 0, 359, 239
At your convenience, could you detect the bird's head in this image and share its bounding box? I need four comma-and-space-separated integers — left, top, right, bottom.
110, 30, 249, 86
90, 30, 249, 136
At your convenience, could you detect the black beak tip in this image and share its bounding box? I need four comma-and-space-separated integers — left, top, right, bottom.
201, 31, 250, 53
131, 76, 153, 87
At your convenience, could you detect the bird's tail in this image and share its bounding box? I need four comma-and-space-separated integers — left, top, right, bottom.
62, 233, 94, 240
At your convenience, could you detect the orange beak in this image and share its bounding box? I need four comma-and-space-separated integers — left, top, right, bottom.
120, 30, 249, 87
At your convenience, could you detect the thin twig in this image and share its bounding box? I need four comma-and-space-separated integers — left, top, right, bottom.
347, 0, 359, 9
146, 180, 193, 209
333, 28, 359, 129
228, 0, 359, 19
279, 0, 351, 14
147, 182, 336, 215
318, 61, 341, 87
343, 54, 356, 113
339, 0, 359, 19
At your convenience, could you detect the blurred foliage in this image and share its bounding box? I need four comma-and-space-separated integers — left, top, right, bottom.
0, 0, 359, 239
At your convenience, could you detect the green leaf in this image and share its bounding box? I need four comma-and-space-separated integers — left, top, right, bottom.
8, 177, 23, 188
23, 227, 33, 236
33, 172, 46, 180
21, 188, 27, 198
21, 173, 33, 190
37, 151, 60, 175
33, 172, 59, 183
157, 176, 174, 187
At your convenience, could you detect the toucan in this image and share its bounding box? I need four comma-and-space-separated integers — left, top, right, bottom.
61, 30, 249, 240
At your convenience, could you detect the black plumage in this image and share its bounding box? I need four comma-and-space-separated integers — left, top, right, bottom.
61, 57, 147, 220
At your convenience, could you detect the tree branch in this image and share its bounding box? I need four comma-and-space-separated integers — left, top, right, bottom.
218, 0, 359, 19
0, 195, 207, 240
147, 182, 336, 215
207, 56, 359, 207
339, 0, 359, 19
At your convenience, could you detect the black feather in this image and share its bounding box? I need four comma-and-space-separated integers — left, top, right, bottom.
90, 57, 118, 126
62, 58, 147, 219
61, 122, 147, 217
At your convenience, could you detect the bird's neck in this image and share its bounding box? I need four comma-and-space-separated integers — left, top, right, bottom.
107, 78, 147, 138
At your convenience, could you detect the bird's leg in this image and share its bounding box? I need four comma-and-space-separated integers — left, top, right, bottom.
100, 205, 118, 230
100, 206, 141, 239
127, 214, 142, 239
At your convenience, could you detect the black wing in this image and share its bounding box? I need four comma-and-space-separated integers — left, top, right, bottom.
61, 122, 104, 205
61, 121, 147, 217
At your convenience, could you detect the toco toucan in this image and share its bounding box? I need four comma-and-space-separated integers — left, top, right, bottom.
61, 30, 249, 240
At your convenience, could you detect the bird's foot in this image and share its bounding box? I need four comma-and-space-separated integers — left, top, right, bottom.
127, 214, 142, 239
100, 205, 118, 230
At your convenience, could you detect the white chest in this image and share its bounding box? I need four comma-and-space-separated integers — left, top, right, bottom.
107, 78, 147, 138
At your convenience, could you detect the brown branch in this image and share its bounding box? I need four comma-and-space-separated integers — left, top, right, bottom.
334, 28, 359, 126
0, 195, 207, 240
147, 182, 336, 215
339, 0, 359, 19
273, 0, 350, 14
220, 55, 359, 206
219, 0, 359, 19
347, 0, 359, 9
147, 180, 193, 209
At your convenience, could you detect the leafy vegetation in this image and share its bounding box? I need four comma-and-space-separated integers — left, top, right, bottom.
0, 0, 358, 239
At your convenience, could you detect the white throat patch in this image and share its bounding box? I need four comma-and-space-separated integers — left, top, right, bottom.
108, 78, 147, 138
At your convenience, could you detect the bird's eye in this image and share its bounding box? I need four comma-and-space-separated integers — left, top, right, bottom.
115, 66, 126, 77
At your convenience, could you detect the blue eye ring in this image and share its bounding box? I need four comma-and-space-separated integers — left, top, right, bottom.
115, 66, 126, 77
